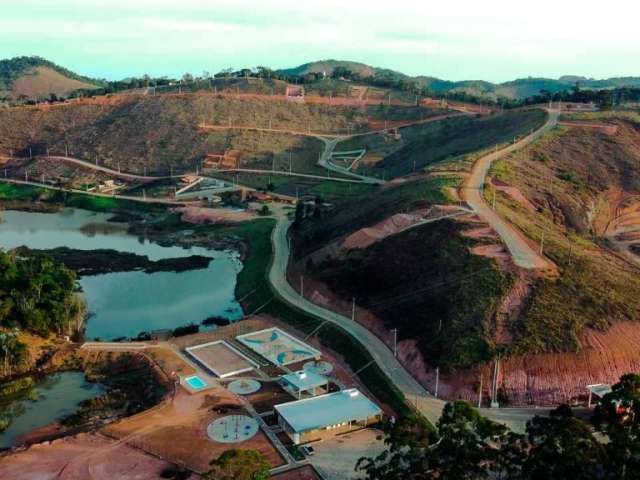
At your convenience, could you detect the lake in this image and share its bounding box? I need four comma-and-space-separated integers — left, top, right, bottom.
0, 372, 106, 449
0, 208, 244, 339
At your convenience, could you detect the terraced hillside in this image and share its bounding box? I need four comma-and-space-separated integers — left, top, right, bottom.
0, 94, 374, 175
473, 112, 640, 403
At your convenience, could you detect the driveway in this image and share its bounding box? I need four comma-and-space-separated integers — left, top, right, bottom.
309, 429, 387, 480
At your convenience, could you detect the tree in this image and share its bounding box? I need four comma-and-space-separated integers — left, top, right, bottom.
523, 405, 606, 480
593, 374, 640, 478
205, 449, 270, 480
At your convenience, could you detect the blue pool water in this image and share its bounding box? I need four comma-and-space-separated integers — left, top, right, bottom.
185, 375, 207, 390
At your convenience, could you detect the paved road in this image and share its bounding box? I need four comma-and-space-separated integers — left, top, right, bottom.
0, 177, 185, 205
267, 123, 565, 430
315, 137, 384, 185
269, 212, 446, 424
212, 166, 369, 184
46, 155, 176, 182
462, 109, 560, 269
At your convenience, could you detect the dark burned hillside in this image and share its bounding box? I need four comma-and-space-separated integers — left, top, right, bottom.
310, 220, 512, 370
293, 177, 453, 255
370, 109, 545, 177
292, 178, 511, 370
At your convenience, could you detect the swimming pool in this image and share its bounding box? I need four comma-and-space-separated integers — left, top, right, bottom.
185, 375, 207, 390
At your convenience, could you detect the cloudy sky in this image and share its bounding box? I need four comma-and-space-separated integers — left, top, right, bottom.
1, 0, 638, 82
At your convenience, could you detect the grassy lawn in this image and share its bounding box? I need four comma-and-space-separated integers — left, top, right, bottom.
306, 181, 376, 203
0, 183, 48, 201
0, 183, 166, 213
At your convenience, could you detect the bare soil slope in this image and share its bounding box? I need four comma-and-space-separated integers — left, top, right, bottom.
11, 66, 96, 100
0, 94, 369, 175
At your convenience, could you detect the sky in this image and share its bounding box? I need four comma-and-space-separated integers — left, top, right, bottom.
1, 0, 639, 82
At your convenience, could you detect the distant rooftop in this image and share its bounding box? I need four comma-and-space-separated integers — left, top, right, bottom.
281, 370, 328, 392
275, 388, 382, 433
587, 384, 612, 398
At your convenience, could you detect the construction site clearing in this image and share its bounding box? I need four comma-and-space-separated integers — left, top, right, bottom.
0, 316, 387, 479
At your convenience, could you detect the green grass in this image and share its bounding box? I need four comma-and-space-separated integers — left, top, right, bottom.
0, 183, 47, 201
306, 181, 376, 203
0, 183, 166, 214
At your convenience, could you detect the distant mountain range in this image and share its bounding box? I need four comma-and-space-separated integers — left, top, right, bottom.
279, 59, 640, 100
2, 56, 639, 103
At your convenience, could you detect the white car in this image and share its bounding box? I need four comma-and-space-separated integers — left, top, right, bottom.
301, 445, 315, 456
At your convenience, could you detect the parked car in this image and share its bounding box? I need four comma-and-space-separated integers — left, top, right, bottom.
301, 445, 315, 456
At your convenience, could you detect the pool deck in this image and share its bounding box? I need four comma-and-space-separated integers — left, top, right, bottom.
236, 327, 322, 367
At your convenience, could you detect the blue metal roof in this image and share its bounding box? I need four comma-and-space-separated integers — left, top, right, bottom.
275, 389, 382, 433
281, 370, 328, 391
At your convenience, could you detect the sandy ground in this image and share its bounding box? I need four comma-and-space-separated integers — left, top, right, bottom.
0, 433, 174, 480
175, 205, 255, 224
104, 379, 284, 473
309, 429, 386, 480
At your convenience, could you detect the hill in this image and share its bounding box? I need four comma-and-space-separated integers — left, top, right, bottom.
0, 56, 100, 102
279, 59, 640, 101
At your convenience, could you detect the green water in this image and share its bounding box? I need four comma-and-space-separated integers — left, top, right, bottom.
0, 372, 106, 449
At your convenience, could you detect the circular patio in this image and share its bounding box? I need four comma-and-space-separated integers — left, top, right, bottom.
228, 379, 261, 395
303, 360, 334, 375
207, 415, 259, 443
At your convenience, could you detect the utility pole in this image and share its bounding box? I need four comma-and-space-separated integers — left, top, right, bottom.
391, 328, 398, 357
435, 367, 440, 398
300, 275, 304, 298
289, 151, 292, 174
491, 356, 500, 408
351, 297, 356, 321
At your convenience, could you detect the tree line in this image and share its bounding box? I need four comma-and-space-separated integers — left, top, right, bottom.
357, 373, 640, 479
0, 250, 82, 373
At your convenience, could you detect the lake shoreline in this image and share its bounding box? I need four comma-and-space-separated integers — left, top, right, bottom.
0, 347, 169, 452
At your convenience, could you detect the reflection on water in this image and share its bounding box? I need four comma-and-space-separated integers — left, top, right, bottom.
0, 208, 244, 339
0, 372, 106, 449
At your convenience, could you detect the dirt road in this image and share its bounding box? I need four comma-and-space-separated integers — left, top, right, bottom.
462, 109, 560, 269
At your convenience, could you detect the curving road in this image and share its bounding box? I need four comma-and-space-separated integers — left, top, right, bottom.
315, 137, 384, 184
47, 155, 175, 182
267, 112, 563, 430
268, 213, 447, 425
462, 109, 560, 269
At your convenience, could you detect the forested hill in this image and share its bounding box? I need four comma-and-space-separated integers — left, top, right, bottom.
278, 59, 640, 100
0, 56, 101, 101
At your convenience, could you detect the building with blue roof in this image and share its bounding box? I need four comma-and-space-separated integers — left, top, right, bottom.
279, 370, 329, 399
274, 388, 383, 444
